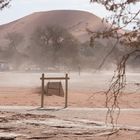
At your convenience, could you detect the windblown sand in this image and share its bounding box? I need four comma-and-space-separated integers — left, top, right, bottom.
0, 87, 139, 108
0, 72, 139, 140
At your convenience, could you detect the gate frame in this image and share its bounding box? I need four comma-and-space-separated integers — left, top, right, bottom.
40, 73, 69, 108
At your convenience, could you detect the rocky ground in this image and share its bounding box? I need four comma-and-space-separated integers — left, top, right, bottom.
0, 106, 140, 140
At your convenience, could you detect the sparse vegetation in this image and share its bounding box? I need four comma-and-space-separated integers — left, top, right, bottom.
29, 25, 80, 70
0, 0, 10, 10
5, 32, 24, 51
90, 0, 140, 130
0, 1, 140, 140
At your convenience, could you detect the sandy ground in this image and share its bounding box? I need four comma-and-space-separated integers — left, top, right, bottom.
0, 72, 139, 139
0, 72, 139, 108
0, 87, 140, 109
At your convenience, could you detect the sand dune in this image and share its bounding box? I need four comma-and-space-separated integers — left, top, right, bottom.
0, 10, 107, 47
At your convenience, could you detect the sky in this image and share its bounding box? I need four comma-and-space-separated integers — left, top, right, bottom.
0, 0, 108, 25
0, 0, 139, 25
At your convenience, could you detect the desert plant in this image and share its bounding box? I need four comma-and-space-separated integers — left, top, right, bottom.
0, 0, 11, 10
90, 0, 140, 130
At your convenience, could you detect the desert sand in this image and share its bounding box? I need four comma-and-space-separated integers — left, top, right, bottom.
0, 87, 140, 108
0, 72, 140, 140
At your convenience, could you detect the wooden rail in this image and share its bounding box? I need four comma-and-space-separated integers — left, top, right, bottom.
40, 73, 70, 108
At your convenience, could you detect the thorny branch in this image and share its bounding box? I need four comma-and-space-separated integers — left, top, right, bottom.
90, 0, 140, 134
97, 39, 119, 69
105, 49, 140, 129
0, 0, 11, 10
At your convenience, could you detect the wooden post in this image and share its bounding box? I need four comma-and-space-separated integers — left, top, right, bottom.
65, 73, 68, 108
41, 73, 45, 108
59, 82, 61, 96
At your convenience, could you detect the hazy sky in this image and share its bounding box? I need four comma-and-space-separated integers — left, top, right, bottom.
0, 0, 139, 25
0, 0, 108, 25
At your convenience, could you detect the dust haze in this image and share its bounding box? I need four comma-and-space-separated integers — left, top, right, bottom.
0, 11, 139, 72
0, 71, 139, 93
0, 10, 140, 140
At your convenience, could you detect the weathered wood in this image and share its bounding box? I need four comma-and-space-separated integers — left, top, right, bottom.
40, 77, 70, 80
59, 82, 61, 96
65, 73, 68, 108
41, 73, 45, 108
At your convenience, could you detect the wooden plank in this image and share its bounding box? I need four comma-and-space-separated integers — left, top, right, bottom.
40, 77, 70, 80
65, 73, 68, 108
41, 73, 45, 108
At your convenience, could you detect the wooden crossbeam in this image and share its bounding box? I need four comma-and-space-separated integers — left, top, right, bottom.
40, 77, 70, 80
